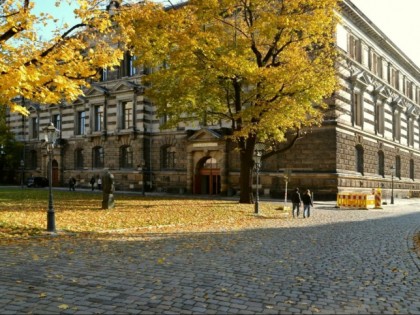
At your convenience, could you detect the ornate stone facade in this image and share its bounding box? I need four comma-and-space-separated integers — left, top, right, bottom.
6, 0, 420, 200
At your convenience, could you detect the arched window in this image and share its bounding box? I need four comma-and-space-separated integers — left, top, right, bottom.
410, 159, 415, 180
120, 145, 133, 169
395, 156, 401, 179
161, 145, 176, 169
378, 151, 385, 177
75, 149, 84, 169
355, 145, 364, 175
92, 146, 104, 168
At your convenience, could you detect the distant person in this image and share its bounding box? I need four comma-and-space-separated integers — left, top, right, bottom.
90, 176, 95, 191
291, 187, 302, 218
97, 176, 102, 190
302, 189, 314, 218
69, 177, 76, 191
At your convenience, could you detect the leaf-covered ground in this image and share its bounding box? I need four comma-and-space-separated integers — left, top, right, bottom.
0, 188, 288, 239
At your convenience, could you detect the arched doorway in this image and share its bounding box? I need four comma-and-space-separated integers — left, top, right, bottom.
52, 160, 59, 186
194, 157, 221, 195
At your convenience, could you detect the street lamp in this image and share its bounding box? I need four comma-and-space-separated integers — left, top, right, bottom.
253, 142, 265, 214
43, 123, 59, 232
1, 145, 5, 184
390, 165, 395, 205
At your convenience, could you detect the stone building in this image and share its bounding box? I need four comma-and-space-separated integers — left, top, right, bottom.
6, 0, 420, 199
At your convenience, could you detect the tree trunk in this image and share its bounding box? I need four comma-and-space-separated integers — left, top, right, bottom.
239, 137, 255, 204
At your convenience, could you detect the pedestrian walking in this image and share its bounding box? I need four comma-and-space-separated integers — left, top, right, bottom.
291, 187, 302, 218
69, 177, 76, 191
97, 176, 102, 190
302, 189, 313, 218
90, 176, 95, 191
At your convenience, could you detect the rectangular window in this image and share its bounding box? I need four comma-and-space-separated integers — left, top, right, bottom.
354, 92, 363, 127
52, 114, 61, 131
348, 35, 361, 62
391, 68, 399, 89
94, 105, 103, 132
121, 101, 133, 129
394, 111, 401, 141
371, 52, 382, 77
31, 117, 38, 139
377, 104, 385, 135
77, 111, 86, 135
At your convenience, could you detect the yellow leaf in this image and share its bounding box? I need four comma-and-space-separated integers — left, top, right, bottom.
58, 304, 69, 310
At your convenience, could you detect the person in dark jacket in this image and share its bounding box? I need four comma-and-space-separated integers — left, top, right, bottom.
302, 189, 314, 218
291, 187, 302, 218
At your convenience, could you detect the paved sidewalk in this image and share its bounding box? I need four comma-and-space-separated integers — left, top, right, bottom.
0, 198, 419, 314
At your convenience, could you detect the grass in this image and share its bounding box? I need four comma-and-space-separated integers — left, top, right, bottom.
0, 188, 288, 238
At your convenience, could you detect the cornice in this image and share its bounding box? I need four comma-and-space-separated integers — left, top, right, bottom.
340, 0, 420, 81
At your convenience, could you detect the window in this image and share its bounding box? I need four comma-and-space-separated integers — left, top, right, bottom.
161, 145, 176, 169
52, 114, 61, 131
405, 80, 413, 100
120, 146, 133, 169
410, 159, 415, 180
29, 150, 37, 169
390, 67, 399, 89
378, 151, 384, 177
121, 101, 133, 130
129, 55, 141, 76
77, 111, 86, 135
371, 52, 382, 77
348, 35, 361, 62
31, 117, 38, 139
94, 105, 104, 132
355, 145, 364, 175
101, 67, 120, 81
75, 149, 84, 169
377, 103, 384, 135
395, 156, 401, 179
354, 92, 363, 127
393, 111, 401, 141
92, 146, 104, 168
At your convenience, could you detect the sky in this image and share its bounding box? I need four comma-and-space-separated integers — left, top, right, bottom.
349, 0, 420, 67
31, 0, 420, 67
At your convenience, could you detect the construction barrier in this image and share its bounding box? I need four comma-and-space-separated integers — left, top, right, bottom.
336, 192, 375, 209
374, 188, 382, 209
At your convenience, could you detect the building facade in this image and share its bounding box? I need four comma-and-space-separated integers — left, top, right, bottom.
6, 0, 420, 200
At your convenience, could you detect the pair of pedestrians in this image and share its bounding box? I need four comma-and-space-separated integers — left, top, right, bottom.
291, 187, 313, 218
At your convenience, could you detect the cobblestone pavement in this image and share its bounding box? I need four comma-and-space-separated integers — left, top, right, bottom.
1, 200, 419, 314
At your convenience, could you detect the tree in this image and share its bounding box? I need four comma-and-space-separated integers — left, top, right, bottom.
0, 0, 129, 116
118, 0, 339, 203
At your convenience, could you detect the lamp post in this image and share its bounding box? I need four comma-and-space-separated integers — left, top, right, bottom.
43, 123, 59, 232
20, 159, 24, 189
0, 145, 5, 183
253, 142, 265, 214
283, 169, 292, 208
390, 165, 395, 205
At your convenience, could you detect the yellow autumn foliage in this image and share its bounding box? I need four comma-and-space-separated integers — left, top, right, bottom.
0, 0, 129, 115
